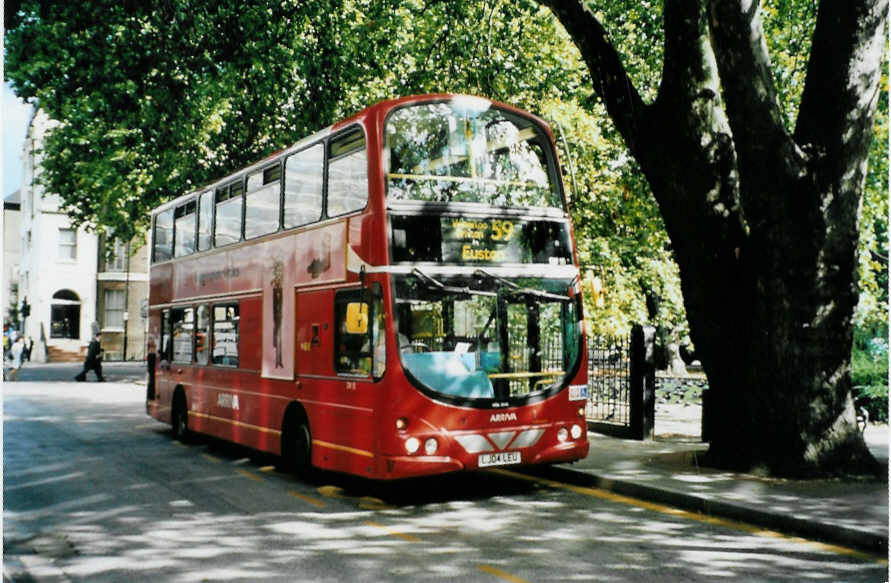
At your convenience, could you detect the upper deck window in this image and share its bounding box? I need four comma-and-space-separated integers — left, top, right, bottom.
153, 208, 174, 262
215, 180, 244, 247
174, 200, 197, 257
327, 129, 368, 217
245, 163, 281, 239
284, 144, 324, 228
197, 191, 213, 252
386, 99, 563, 210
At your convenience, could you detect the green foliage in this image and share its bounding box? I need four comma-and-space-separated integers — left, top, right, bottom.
851, 329, 889, 424
4, 0, 886, 345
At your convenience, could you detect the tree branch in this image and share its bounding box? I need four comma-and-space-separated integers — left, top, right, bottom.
658, 0, 716, 104
538, 0, 649, 158
707, 0, 797, 176
795, 0, 888, 171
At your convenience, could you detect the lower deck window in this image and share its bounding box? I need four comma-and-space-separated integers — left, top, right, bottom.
213, 304, 239, 366
171, 307, 194, 363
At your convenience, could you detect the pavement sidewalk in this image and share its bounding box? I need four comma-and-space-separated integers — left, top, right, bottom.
550, 411, 889, 556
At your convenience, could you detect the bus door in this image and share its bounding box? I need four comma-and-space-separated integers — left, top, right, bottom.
155, 309, 173, 407
295, 287, 380, 473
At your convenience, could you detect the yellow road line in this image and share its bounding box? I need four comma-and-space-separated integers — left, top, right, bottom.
200, 453, 222, 463
236, 468, 263, 482
478, 564, 531, 583
289, 490, 326, 508
364, 520, 420, 543
258, 465, 277, 473
492, 469, 887, 565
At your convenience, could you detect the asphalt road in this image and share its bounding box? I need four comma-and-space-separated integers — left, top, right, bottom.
4, 381, 887, 582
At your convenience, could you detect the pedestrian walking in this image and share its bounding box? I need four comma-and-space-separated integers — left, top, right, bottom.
75, 333, 105, 382
7, 336, 24, 381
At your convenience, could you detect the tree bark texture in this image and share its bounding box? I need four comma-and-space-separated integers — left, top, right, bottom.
541, 0, 887, 475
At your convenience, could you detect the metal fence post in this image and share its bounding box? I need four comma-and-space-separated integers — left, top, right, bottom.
630, 324, 656, 440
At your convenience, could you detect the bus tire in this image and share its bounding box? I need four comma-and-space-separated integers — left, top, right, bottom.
171, 388, 189, 442
280, 407, 313, 478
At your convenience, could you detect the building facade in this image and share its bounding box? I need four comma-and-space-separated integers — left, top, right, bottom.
18, 109, 148, 362
3, 190, 21, 331
96, 235, 149, 361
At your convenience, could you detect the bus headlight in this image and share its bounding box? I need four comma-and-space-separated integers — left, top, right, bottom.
405, 437, 421, 454
557, 427, 569, 442
570, 424, 583, 439
424, 437, 438, 455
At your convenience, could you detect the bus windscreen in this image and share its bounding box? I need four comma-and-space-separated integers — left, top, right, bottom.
385, 99, 563, 209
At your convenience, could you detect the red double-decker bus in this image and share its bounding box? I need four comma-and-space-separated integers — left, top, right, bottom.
146, 94, 589, 479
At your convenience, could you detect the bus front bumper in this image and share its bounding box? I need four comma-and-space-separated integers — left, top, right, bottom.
382, 455, 465, 479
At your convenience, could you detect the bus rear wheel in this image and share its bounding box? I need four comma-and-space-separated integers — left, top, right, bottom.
280, 415, 312, 477
171, 393, 189, 442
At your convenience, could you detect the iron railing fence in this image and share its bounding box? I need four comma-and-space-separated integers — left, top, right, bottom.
586, 333, 631, 427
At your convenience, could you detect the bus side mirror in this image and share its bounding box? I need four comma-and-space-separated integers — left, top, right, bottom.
345, 302, 369, 334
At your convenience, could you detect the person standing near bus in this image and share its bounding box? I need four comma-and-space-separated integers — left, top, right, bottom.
75, 333, 105, 382
8, 336, 25, 380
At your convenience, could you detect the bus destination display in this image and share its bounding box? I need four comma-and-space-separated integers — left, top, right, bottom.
390, 215, 573, 266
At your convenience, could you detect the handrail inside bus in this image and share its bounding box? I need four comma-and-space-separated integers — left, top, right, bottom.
411, 126, 539, 174
387, 173, 545, 189
486, 371, 564, 379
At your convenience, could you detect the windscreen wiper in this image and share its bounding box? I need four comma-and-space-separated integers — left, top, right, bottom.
473, 268, 569, 302
411, 268, 496, 297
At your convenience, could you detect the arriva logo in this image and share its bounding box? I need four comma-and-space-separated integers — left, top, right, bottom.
490, 412, 518, 423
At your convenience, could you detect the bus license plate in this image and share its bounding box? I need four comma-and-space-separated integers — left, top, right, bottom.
478, 451, 521, 467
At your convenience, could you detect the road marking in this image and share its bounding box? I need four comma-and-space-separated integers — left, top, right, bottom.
317, 485, 395, 510
200, 453, 222, 463
359, 496, 395, 510
289, 491, 326, 507
478, 564, 531, 583
364, 520, 420, 543
236, 469, 263, 482
258, 465, 277, 473
492, 469, 887, 565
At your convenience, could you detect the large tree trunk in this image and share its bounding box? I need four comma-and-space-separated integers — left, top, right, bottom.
542, 0, 887, 476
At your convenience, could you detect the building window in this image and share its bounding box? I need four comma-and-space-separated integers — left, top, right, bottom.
106, 239, 127, 272
104, 289, 126, 330
58, 228, 77, 260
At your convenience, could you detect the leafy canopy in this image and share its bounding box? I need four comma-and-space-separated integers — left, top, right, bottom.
5, 0, 886, 338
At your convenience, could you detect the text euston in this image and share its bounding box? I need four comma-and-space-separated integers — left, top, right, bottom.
443, 217, 521, 264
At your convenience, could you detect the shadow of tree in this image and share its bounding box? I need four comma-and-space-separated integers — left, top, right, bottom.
4, 384, 886, 582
